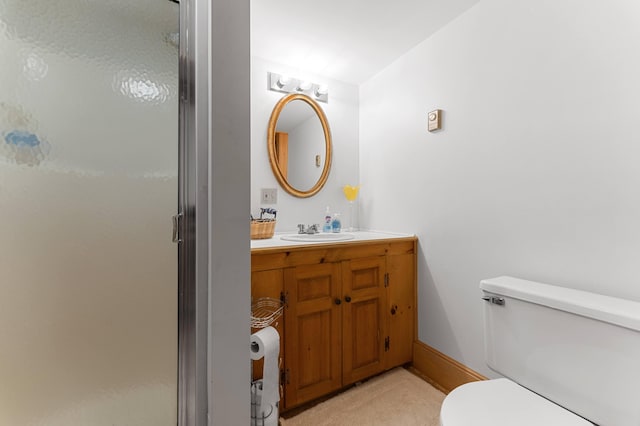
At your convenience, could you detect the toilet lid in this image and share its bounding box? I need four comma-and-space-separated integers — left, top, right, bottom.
440, 379, 594, 426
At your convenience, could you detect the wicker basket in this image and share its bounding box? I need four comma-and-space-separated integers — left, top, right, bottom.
250, 219, 276, 240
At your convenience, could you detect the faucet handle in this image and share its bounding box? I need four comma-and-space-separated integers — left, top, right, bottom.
308, 224, 319, 233
297, 224, 306, 234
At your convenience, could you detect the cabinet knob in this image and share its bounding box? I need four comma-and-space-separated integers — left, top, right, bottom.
344, 296, 352, 303
334, 298, 342, 305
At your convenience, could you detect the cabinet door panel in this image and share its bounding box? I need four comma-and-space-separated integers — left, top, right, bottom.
342, 257, 387, 385
297, 311, 334, 388
284, 263, 341, 407
347, 298, 380, 371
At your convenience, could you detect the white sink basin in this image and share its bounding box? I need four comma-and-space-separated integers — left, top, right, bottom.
280, 233, 355, 242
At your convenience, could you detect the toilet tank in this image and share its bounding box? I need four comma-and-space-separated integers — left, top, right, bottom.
481, 276, 640, 426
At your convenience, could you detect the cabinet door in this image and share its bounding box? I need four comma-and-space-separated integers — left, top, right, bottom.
386, 253, 415, 367
341, 256, 387, 385
284, 263, 342, 407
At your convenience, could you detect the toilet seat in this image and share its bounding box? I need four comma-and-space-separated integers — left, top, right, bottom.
440, 379, 594, 426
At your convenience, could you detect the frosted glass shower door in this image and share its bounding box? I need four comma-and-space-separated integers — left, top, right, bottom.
0, 1, 179, 425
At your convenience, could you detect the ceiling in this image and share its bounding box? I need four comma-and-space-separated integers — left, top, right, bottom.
251, 0, 481, 85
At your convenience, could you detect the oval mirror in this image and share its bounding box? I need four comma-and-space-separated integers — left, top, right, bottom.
267, 93, 332, 198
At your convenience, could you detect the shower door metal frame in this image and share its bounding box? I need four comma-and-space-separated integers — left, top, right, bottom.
178, 0, 250, 424
178, 0, 209, 424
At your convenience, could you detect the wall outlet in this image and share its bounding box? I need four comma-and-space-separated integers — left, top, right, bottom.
261, 188, 277, 204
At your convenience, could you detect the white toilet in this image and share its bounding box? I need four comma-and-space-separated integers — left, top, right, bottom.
440, 276, 640, 426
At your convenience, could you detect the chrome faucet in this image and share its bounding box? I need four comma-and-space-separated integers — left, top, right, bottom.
297, 224, 320, 234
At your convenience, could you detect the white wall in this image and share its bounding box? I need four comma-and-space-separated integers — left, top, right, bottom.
360, 0, 640, 376
251, 57, 360, 232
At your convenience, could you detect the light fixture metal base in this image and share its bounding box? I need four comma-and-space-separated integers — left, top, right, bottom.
268, 72, 328, 103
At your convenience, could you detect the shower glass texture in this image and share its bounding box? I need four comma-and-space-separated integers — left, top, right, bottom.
0, 1, 178, 424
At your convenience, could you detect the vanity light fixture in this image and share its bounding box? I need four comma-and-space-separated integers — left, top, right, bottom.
268, 72, 328, 103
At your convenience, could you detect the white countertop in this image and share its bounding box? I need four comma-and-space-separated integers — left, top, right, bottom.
250, 230, 415, 250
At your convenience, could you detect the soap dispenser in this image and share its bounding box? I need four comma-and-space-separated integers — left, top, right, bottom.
322, 206, 332, 233
331, 213, 342, 233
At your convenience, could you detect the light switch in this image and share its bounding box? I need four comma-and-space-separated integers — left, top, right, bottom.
428, 109, 442, 132
261, 188, 277, 204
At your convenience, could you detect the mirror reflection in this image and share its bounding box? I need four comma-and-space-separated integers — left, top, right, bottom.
274, 99, 325, 191
267, 94, 332, 198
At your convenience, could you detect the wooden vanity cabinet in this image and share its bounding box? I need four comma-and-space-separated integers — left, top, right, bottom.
340, 256, 388, 386
251, 237, 416, 410
283, 262, 342, 406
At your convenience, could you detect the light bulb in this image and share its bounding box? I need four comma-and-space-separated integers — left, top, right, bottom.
315, 84, 329, 95
297, 80, 312, 91
276, 75, 291, 88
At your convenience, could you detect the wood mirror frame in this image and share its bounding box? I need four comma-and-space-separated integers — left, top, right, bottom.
267, 93, 332, 198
